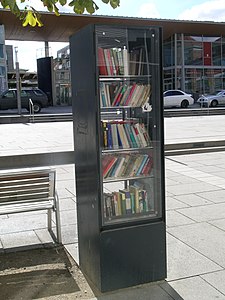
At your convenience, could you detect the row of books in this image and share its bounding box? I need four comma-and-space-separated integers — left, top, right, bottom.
98, 47, 147, 76
102, 153, 153, 179
103, 183, 149, 218
98, 47, 129, 76
102, 121, 151, 150
100, 82, 151, 107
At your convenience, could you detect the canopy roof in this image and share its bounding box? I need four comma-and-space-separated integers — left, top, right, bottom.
1, 9, 225, 42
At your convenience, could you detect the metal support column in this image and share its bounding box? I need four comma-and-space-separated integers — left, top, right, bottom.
15, 47, 21, 115
181, 33, 185, 91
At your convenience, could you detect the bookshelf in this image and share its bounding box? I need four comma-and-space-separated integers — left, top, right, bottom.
70, 24, 166, 292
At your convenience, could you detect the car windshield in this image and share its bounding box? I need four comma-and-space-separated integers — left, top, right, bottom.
217, 91, 224, 96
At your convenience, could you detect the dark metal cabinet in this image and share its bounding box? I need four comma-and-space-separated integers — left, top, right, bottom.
70, 23, 166, 292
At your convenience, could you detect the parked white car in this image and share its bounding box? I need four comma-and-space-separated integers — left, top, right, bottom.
163, 90, 194, 108
197, 90, 225, 107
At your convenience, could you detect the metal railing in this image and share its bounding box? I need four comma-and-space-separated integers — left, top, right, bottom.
29, 98, 34, 123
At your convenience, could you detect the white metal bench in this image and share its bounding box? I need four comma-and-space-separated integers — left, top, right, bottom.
0, 168, 62, 244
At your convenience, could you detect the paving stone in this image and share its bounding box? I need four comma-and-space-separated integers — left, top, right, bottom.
197, 189, 225, 203
174, 194, 213, 206
166, 196, 189, 210
168, 222, 225, 267
0, 213, 47, 235
166, 210, 195, 227
167, 234, 222, 281
169, 276, 225, 300
167, 182, 218, 195
1, 231, 41, 249
208, 218, 225, 231
201, 270, 225, 295
177, 203, 225, 222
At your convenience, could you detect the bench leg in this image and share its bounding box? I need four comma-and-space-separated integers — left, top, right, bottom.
48, 209, 52, 231
55, 191, 62, 244
47, 192, 62, 244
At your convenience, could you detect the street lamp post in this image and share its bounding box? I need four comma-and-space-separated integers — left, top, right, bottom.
15, 47, 21, 115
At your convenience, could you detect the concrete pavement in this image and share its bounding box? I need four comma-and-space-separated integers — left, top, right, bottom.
1, 115, 225, 299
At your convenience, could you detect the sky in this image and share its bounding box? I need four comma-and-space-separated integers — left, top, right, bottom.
5, 0, 225, 72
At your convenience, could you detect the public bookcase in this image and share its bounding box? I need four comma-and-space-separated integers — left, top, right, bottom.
70, 23, 166, 292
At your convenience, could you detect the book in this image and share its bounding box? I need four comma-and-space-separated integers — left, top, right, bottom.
129, 185, 140, 213
107, 156, 122, 178
114, 156, 126, 177
104, 48, 114, 75
124, 83, 137, 106
112, 84, 123, 106
117, 123, 130, 149
114, 85, 127, 106
120, 84, 133, 106
132, 124, 142, 147
123, 47, 129, 76
129, 84, 142, 106
102, 155, 118, 178
136, 154, 149, 175
123, 155, 137, 177
117, 154, 130, 177
129, 155, 143, 177
119, 189, 132, 214
138, 123, 151, 146
102, 121, 108, 148
106, 122, 113, 149
117, 48, 124, 75
130, 192, 136, 214
119, 191, 126, 215
98, 48, 107, 75
134, 123, 148, 147
111, 123, 119, 149
112, 191, 122, 216
104, 193, 113, 217
100, 82, 107, 107
124, 123, 138, 148
142, 156, 153, 175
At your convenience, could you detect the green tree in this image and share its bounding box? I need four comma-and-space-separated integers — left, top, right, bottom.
0, 0, 120, 27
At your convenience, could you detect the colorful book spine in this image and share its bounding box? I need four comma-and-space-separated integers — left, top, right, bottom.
98, 48, 108, 75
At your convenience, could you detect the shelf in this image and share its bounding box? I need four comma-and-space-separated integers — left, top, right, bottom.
102, 146, 153, 154
99, 75, 152, 81
104, 210, 158, 224
103, 173, 154, 183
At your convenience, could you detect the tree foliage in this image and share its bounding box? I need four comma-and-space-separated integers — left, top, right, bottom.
0, 0, 120, 27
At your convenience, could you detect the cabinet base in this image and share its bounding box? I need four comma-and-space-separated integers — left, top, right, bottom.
98, 221, 166, 292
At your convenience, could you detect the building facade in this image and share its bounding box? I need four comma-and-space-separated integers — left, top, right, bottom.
164, 33, 225, 95
54, 45, 71, 105
0, 25, 8, 93
2, 17, 225, 104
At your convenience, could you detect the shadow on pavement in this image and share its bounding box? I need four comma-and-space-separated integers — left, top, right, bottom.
0, 246, 80, 300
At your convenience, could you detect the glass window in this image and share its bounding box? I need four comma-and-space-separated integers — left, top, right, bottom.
212, 42, 221, 66
0, 66, 6, 76
33, 89, 44, 96
0, 44, 4, 58
4, 90, 15, 98
163, 39, 174, 67
184, 41, 203, 65
20, 90, 27, 97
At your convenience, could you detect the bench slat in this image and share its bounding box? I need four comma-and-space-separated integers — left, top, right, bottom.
0, 200, 54, 215
0, 178, 49, 187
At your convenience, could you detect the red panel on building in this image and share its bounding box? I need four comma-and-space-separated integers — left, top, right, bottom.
203, 42, 212, 65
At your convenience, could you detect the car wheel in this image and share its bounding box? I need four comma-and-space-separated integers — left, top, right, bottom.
210, 100, 218, 107
181, 99, 189, 108
33, 103, 42, 113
